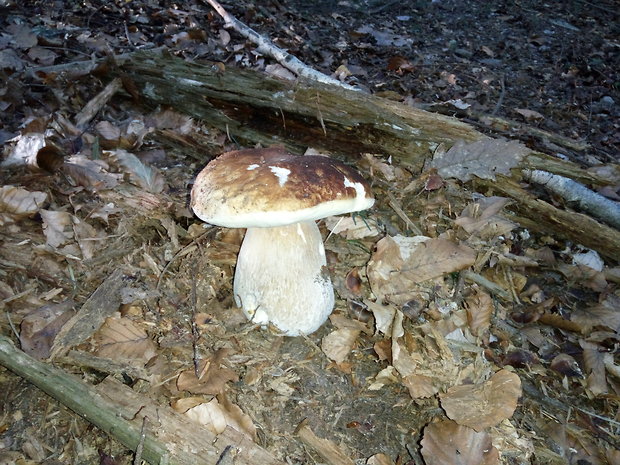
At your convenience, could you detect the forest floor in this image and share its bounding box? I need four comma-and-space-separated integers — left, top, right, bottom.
0, 1, 618, 464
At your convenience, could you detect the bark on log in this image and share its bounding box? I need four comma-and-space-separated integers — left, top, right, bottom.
117, 51, 603, 182
110, 50, 619, 259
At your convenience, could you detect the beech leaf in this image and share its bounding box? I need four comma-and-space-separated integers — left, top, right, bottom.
440, 369, 522, 431
421, 420, 499, 465
109, 149, 165, 193
431, 138, 529, 182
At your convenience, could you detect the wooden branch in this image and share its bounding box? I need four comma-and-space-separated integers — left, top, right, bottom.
202, 0, 356, 90
0, 335, 283, 465
50, 269, 125, 359
74, 77, 123, 128
295, 420, 355, 465
523, 169, 620, 230
477, 176, 620, 260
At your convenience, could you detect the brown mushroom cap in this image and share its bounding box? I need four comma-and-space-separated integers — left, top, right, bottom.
190, 147, 375, 228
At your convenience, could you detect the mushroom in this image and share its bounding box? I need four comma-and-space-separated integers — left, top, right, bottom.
190, 147, 374, 336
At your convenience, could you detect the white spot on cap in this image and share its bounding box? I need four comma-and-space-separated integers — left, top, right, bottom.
269, 166, 291, 187
247, 164, 259, 170
343, 176, 367, 203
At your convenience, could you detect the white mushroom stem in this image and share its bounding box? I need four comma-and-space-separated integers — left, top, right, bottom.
233, 221, 335, 336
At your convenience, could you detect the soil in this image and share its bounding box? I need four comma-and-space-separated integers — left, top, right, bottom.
0, 1, 618, 465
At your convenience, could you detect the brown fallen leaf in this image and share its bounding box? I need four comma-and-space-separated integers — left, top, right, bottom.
173, 394, 256, 440
421, 419, 499, 465
107, 149, 166, 193
571, 294, 620, 334
96, 121, 121, 147
401, 373, 438, 399
465, 287, 493, 337
62, 155, 120, 191
73, 219, 104, 261
324, 215, 381, 239
321, 327, 360, 364
177, 348, 239, 395
455, 196, 517, 239
431, 138, 529, 182
440, 369, 522, 431
93, 317, 157, 364
387, 55, 414, 73
0, 186, 47, 226
367, 453, 394, 465
579, 340, 608, 395
514, 108, 545, 121
40, 209, 75, 248
19, 300, 76, 360
0, 132, 46, 169
367, 235, 476, 305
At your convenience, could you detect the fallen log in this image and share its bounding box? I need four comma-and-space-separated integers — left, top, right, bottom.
30, 49, 619, 259
110, 50, 618, 259
0, 335, 283, 465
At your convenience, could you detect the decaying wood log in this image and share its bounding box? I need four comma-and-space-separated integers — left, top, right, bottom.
116, 51, 600, 180
30, 49, 619, 259
0, 335, 283, 465
110, 50, 618, 259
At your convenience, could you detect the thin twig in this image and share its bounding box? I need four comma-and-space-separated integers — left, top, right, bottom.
386, 191, 424, 235
491, 74, 505, 116
202, 0, 357, 90
133, 416, 148, 465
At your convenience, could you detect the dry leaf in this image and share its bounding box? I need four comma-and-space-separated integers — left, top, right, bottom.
177, 349, 238, 395
465, 288, 493, 336
27, 46, 57, 65
19, 300, 76, 359
368, 366, 399, 390
402, 373, 438, 398
62, 155, 120, 191
0, 48, 24, 71
7, 24, 37, 48
179, 396, 256, 439
324, 215, 381, 239
579, 340, 608, 395
321, 328, 360, 364
440, 369, 522, 431
571, 295, 620, 333
355, 25, 411, 47
1, 132, 46, 169
514, 108, 545, 121
108, 149, 165, 193
431, 138, 529, 182
94, 317, 157, 363
40, 210, 75, 248
96, 121, 121, 143
455, 196, 517, 238
421, 420, 499, 465
0, 186, 47, 225
365, 300, 397, 335
147, 109, 195, 133
367, 235, 475, 305
73, 219, 103, 260
387, 55, 414, 73
367, 453, 394, 465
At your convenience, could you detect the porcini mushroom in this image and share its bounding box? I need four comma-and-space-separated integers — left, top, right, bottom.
190, 147, 374, 336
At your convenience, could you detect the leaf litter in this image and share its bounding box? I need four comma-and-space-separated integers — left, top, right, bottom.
0, 1, 618, 464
